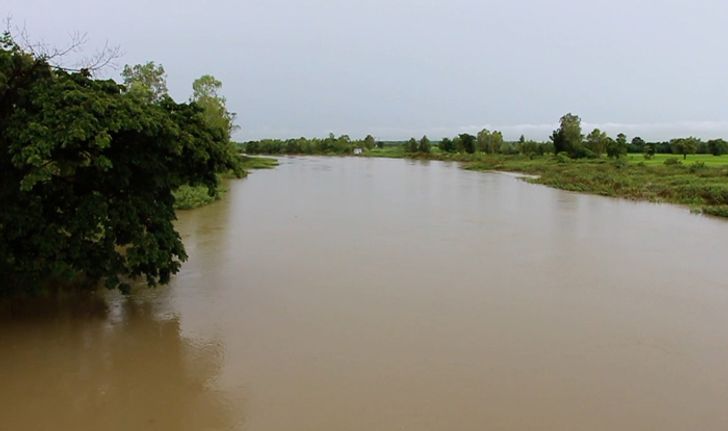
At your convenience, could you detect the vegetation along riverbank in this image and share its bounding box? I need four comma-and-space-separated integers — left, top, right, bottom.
1, 32, 244, 293
173, 156, 278, 210
242, 114, 728, 218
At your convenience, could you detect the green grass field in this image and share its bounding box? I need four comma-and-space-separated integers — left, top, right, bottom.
627, 153, 728, 167
465, 156, 728, 217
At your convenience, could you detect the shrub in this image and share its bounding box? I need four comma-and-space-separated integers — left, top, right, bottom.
555, 152, 571, 164
664, 157, 681, 166
689, 161, 706, 173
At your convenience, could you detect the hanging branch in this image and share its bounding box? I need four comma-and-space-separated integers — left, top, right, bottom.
4, 17, 122, 75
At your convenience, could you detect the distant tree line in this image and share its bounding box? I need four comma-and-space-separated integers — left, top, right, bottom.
550, 113, 728, 159
243, 113, 728, 160
242, 133, 382, 155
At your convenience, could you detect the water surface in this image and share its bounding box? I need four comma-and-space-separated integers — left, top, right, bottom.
2, 156, 728, 430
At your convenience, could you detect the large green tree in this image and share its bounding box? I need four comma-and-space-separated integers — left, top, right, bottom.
671, 137, 700, 160
363, 134, 376, 150
585, 128, 608, 156
439, 137, 454, 152
707, 138, 728, 156
551, 113, 584, 158
405, 137, 419, 153
191, 75, 236, 139
458, 133, 476, 154
418, 135, 431, 153
0, 34, 239, 293
606, 133, 628, 159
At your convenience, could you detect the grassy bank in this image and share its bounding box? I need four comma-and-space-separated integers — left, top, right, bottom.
464, 156, 728, 217
173, 156, 278, 210
361, 149, 728, 217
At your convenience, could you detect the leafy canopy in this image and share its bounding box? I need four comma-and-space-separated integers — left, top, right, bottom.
121, 61, 168, 102
0, 34, 239, 293
551, 113, 584, 158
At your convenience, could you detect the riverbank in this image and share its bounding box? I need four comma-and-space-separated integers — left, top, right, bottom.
173, 156, 278, 210
463, 156, 728, 217
262, 148, 728, 217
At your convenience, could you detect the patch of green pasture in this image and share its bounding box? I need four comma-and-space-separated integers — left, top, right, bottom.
627, 153, 728, 167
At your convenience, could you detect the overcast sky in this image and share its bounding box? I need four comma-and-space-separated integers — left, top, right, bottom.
6, 0, 728, 141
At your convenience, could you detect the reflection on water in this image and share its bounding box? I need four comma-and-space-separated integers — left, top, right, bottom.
0, 293, 238, 431
3, 156, 728, 430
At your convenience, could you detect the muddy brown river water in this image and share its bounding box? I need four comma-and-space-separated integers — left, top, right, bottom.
2, 156, 728, 430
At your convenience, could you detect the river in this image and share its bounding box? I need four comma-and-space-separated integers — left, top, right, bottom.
2, 156, 728, 430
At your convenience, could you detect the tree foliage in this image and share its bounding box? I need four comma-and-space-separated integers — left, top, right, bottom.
244, 134, 364, 155
363, 134, 376, 150
121, 61, 168, 102
585, 128, 608, 156
405, 137, 419, 153
418, 135, 431, 153
707, 139, 728, 156
458, 133, 476, 154
439, 137, 454, 152
606, 133, 628, 159
671, 137, 700, 159
477, 129, 504, 154
191, 74, 236, 140
551, 113, 584, 158
0, 34, 239, 293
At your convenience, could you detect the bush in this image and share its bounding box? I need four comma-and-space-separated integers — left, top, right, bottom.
689, 162, 707, 173
555, 152, 571, 164
664, 157, 681, 166
612, 159, 628, 169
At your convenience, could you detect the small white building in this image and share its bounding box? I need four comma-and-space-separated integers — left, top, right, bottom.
353, 147, 363, 155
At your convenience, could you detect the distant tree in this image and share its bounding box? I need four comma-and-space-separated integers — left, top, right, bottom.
518, 138, 545, 157
606, 133, 628, 158
363, 134, 376, 150
671, 137, 700, 159
191, 75, 237, 140
477, 129, 504, 154
643, 142, 656, 159
631, 136, 646, 152
418, 135, 432, 153
439, 137, 454, 152
334, 135, 351, 153
375, 140, 384, 149
477, 129, 491, 153
489, 131, 504, 154
551, 113, 584, 158
707, 138, 728, 156
405, 138, 419, 153
458, 133, 476, 154
121, 62, 168, 102
585, 128, 608, 156
452, 136, 464, 152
